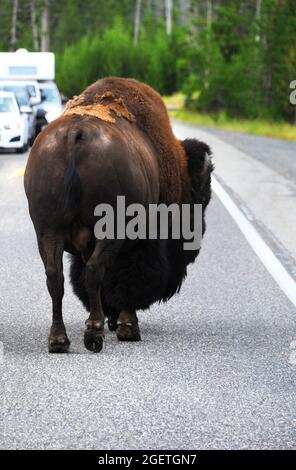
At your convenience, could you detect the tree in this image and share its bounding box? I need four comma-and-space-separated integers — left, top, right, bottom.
30, 0, 39, 51
134, 0, 142, 44
41, 0, 50, 51
165, 0, 173, 35
206, 0, 212, 29
53, 0, 84, 50
178, 0, 190, 26
10, 0, 18, 51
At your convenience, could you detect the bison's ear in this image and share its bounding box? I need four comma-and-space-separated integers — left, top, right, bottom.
181, 138, 213, 178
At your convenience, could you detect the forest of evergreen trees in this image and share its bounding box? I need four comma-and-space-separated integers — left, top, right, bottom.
0, 0, 295, 123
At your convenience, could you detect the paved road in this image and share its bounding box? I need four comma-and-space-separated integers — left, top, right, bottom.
0, 124, 295, 450
194, 125, 296, 184
174, 122, 296, 269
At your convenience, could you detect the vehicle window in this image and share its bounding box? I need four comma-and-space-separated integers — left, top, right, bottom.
27, 84, 37, 97
2, 85, 30, 106
0, 97, 18, 113
41, 87, 60, 104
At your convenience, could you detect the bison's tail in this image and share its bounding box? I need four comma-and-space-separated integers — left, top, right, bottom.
62, 128, 83, 219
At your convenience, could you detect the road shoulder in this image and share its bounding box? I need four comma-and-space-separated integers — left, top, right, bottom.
173, 121, 296, 274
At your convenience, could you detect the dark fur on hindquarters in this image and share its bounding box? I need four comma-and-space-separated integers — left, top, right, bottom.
69, 138, 213, 313
70, 239, 170, 313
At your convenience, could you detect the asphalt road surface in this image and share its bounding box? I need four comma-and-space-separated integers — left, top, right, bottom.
0, 122, 295, 450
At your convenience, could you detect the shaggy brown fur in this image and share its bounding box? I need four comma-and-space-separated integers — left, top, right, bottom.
64, 77, 189, 205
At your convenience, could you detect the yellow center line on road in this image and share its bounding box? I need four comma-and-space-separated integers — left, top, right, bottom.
9, 168, 25, 178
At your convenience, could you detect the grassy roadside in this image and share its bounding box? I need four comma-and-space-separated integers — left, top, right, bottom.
163, 94, 296, 143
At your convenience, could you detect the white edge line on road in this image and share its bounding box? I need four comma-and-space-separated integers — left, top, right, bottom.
212, 176, 296, 308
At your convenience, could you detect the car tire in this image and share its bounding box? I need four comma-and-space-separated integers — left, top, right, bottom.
16, 142, 28, 153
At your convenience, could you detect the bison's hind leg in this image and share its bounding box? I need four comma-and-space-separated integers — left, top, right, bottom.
38, 233, 70, 353
116, 310, 141, 342
104, 305, 120, 332
69, 256, 120, 332
83, 239, 123, 352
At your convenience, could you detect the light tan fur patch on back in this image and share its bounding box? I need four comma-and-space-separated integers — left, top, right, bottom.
64, 94, 85, 110
63, 92, 135, 124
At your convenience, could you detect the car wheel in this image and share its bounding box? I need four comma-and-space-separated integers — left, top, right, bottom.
16, 143, 28, 154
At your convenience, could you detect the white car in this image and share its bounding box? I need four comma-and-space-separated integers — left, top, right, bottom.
0, 81, 36, 145
0, 91, 29, 152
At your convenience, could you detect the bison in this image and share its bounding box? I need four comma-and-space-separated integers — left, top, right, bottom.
24, 77, 213, 353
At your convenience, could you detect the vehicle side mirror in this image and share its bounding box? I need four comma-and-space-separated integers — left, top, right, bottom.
30, 97, 41, 106
20, 105, 33, 114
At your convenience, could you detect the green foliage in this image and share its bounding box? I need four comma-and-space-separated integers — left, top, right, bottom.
56, 18, 185, 97
182, 0, 296, 122
53, 0, 84, 51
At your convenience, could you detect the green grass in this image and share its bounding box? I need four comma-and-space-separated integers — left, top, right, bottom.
163, 94, 296, 142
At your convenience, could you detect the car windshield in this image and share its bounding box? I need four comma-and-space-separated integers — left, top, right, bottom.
3, 85, 30, 106
0, 96, 18, 113
41, 87, 60, 104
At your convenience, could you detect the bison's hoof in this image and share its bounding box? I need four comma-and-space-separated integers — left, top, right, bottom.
107, 320, 118, 332
84, 329, 104, 353
48, 335, 70, 353
117, 323, 141, 342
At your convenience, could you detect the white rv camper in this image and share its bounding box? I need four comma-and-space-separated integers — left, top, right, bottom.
0, 49, 55, 81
